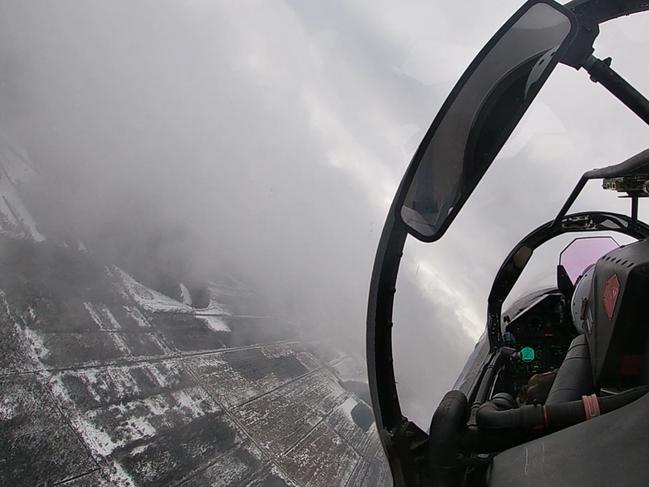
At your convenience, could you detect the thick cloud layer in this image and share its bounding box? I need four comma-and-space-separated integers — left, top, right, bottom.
1, 1, 647, 426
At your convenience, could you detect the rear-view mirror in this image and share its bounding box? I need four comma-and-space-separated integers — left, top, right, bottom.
400, 0, 576, 241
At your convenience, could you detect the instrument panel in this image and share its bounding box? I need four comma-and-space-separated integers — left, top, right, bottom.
496, 291, 577, 399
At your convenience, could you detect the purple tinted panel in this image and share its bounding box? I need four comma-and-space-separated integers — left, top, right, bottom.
559, 237, 619, 284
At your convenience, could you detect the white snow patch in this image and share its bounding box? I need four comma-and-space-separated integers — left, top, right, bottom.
196, 314, 231, 332
82, 408, 155, 455
148, 333, 171, 355
172, 389, 207, 417
106, 461, 138, 487
260, 343, 292, 359
105, 267, 132, 301
0, 403, 14, 421
84, 302, 104, 328
109, 333, 132, 356
22, 327, 48, 360
79, 387, 215, 456
339, 397, 357, 418
78, 240, 88, 253
49, 374, 74, 403
179, 283, 192, 306
62, 367, 137, 405
126, 414, 158, 438
129, 444, 147, 456
100, 305, 122, 330
81, 422, 122, 457
112, 370, 140, 399
115, 267, 192, 313
0, 393, 22, 421
145, 363, 173, 388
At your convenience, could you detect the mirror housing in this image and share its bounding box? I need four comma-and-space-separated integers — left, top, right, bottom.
399, 0, 577, 242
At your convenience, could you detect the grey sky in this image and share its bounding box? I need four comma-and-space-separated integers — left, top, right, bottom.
1, 1, 648, 427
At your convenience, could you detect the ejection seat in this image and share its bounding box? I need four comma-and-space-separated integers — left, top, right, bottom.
545, 334, 594, 404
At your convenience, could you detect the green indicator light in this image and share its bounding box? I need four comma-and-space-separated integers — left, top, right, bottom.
520, 347, 535, 363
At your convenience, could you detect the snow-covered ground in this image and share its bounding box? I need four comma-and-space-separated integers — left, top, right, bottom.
115, 267, 232, 333
115, 267, 195, 314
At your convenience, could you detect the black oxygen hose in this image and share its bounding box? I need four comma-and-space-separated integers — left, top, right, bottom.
476, 386, 649, 430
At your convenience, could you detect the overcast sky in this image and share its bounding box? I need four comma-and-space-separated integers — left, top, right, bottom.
1, 1, 648, 427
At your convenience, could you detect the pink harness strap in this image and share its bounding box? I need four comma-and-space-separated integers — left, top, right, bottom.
582, 394, 601, 420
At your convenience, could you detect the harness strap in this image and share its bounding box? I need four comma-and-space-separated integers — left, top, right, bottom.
582, 394, 601, 419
